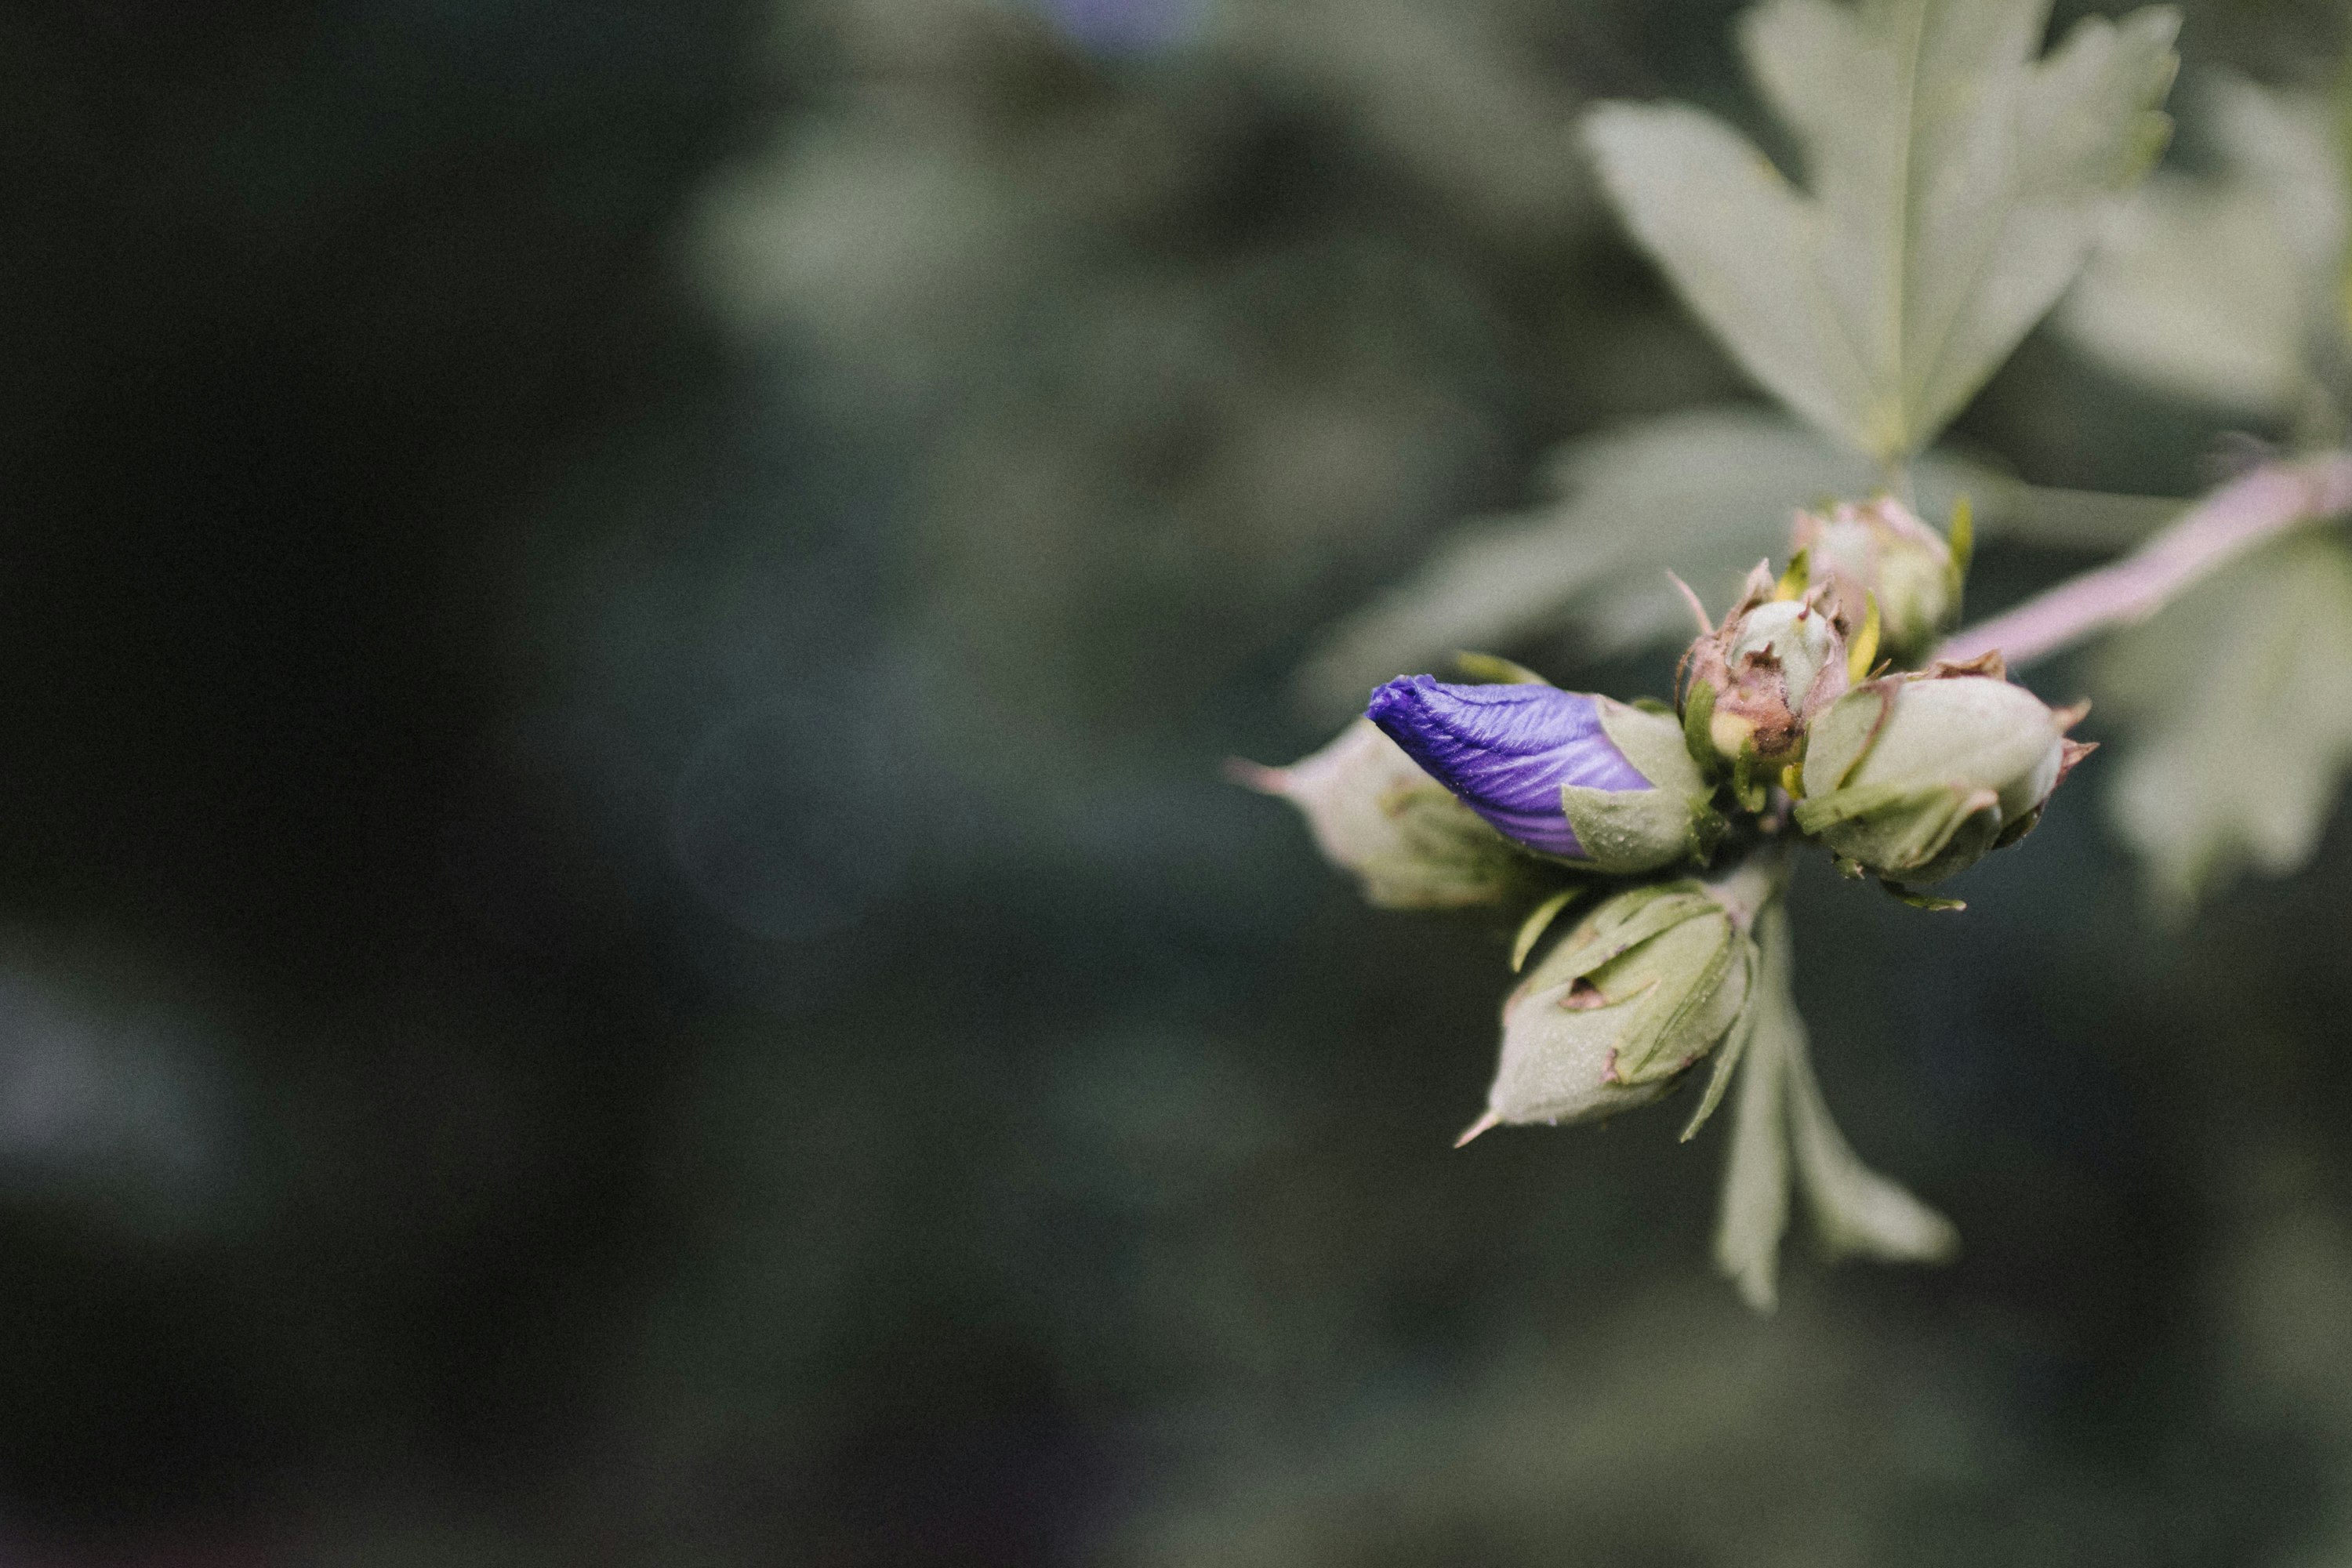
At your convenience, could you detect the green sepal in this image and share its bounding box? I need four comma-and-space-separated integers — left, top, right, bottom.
1946, 494, 1975, 601
1679, 678, 1720, 777
1619, 909, 1744, 1082
1878, 880, 1965, 911
1509, 887, 1580, 973
1242, 719, 1548, 910
1795, 780, 2000, 884
1543, 884, 1715, 986
1452, 652, 1548, 685
1570, 894, 1747, 1088
1685, 802, 1727, 867
1679, 939, 1762, 1141
1560, 784, 1704, 873
1730, 745, 1770, 815
1846, 592, 1882, 683
1991, 804, 2042, 850
1896, 796, 2006, 884
1798, 672, 2074, 883
1799, 684, 1891, 797
1791, 779, 1936, 830
1774, 549, 1811, 601
1377, 784, 1559, 902
1599, 696, 1714, 798
1555, 699, 1727, 873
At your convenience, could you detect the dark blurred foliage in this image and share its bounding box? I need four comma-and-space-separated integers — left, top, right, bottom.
0, 0, 2350, 1563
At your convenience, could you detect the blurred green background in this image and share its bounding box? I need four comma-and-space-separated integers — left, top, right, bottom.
2, 0, 2350, 1562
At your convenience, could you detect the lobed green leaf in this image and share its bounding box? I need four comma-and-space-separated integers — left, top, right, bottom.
1588, 0, 2179, 463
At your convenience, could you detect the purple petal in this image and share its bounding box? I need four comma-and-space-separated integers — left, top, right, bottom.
1367, 677, 1650, 858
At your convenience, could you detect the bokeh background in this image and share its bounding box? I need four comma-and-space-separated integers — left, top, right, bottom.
3, 0, 2352, 1562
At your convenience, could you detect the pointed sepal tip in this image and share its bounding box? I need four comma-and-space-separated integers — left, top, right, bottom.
1454, 1110, 1501, 1148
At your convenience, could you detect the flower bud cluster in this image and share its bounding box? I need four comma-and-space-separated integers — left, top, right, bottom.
1243, 491, 2081, 1141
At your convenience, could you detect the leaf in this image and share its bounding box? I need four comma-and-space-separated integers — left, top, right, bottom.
1586, 0, 2179, 463
1711, 905, 1955, 1309
2099, 535, 2352, 909
1711, 913, 1791, 1312
2056, 73, 2346, 416
1292, 406, 1996, 717
1783, 1012, 1959, 1264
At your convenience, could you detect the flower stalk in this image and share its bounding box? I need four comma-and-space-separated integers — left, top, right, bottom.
1938, 452, 2352, 670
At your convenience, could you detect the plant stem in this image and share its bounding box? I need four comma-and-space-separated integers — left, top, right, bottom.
1704, 839, 1793, 931
1936, 452, 2352, 672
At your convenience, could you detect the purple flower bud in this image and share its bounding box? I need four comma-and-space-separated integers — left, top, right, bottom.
1367, 677, 1651, 859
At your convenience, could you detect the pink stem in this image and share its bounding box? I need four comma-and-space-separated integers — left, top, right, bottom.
1936, 452, 2352, 672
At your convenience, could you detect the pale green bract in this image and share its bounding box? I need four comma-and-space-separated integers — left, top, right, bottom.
2056, 73, 2347, 418
1713, 907, 1958, 1311
2099, 537, 2352, 912
1585, 0, 2179, 463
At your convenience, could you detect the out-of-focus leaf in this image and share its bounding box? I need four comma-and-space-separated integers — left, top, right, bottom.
2060, 181, 2308, 412
1218, 0, 1592, 243
2100, 534, 2352, 909
1989, 485, 2184, 551
1587, 0, 2178, 463
1713, 906, 1954, 1310
1713, 906, 1794, 1312
1294, 406, 1996, 717
2057, 74, 2346, 416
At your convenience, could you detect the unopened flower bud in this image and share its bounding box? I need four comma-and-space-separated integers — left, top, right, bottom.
1793, 496, 1961, 663
1367, 676, 1724, 873
1458, 879, 1758, 1138
1232, 719, 1539, 909
1683, 562, 1850, 768
1794, 657, 2093, 886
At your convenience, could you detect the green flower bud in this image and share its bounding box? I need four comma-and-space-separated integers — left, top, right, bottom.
1793, 658, 2093, 886
1458, 878, 1759, 1138
1683, 561, 1851, 771
1793, 497, 1959, 663
1233, 719, 1541, 909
